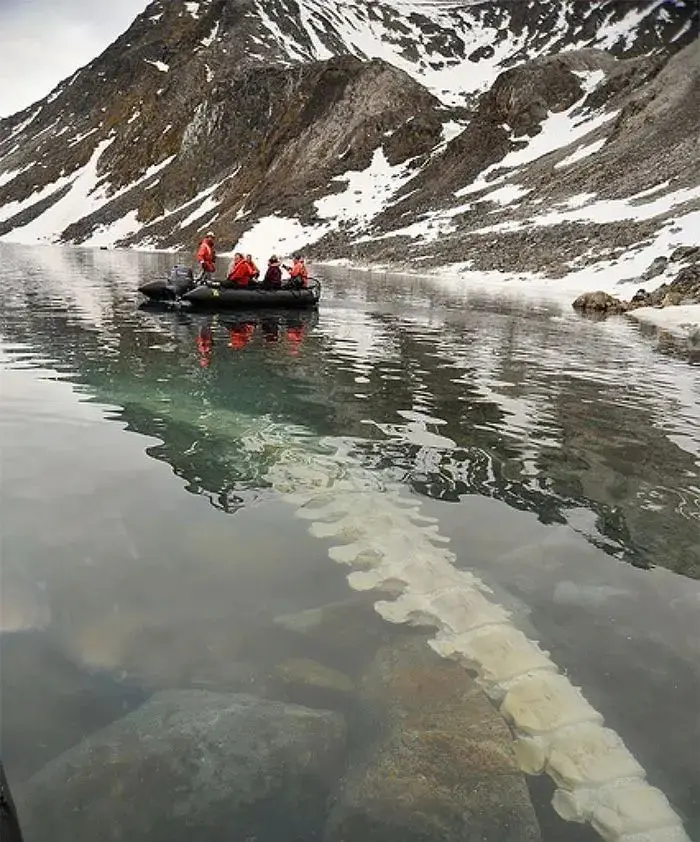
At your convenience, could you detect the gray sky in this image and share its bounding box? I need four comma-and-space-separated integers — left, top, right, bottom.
0, 0, 149, 118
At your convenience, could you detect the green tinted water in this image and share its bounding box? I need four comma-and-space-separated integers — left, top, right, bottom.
1, 244, 698, 840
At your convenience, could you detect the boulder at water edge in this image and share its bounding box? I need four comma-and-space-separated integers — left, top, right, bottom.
16, 689, 346, 842
325, 638, 542, 842
572, 291, 628, 313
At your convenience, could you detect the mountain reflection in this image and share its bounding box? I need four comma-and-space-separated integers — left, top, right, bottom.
1, 245, 698, 577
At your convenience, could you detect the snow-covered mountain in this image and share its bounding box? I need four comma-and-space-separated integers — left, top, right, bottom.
0, 0, 697, 280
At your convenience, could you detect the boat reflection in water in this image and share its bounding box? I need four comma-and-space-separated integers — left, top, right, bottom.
191, 311, 318, 365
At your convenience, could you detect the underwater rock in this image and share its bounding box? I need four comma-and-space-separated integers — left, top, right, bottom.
274, 657, 356, 706
17, 690, 346, 842
325, 638, 542, 842
274, 595, 390, 651
553, 581, 629, 609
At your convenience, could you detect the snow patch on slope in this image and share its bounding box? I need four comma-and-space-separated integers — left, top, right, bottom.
555, 138, 608, 169
0, 163, 34, 188
315, 148, 416, 230
200, 22, 220, 48
455, 109, 617, 200
234, 215, 331, 259
144, 60, 170, 73
180, 192, 222, 228
83, 210, 141, 248
470, 184, 700, 235
1, 138, 116, 243
440, 206, 700, 304
2, 146, 177, 246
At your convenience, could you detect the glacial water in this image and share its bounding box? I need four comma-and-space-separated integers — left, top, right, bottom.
0, 243, 698, 842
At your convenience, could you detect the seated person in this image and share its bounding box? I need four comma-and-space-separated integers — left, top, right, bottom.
289, 256, 309, 288
245, 254, 260, 281
262, 255, 283, 289
227, 253, 254, 287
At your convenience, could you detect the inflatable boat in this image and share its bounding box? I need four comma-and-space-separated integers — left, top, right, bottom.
138, 266, 321, 310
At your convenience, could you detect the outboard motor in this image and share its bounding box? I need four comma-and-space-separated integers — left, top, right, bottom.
165, 265, 195, 297
138, 265, 196, 302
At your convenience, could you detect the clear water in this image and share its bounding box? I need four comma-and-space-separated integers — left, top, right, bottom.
1, 243, 698, 841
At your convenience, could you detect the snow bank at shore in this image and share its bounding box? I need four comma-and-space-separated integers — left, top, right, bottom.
627, 304, 700, 342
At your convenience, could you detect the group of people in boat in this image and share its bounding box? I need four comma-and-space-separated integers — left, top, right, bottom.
196, 232, 309, 289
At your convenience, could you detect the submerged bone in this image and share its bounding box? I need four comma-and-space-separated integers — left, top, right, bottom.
547, 724, 646, 789
513, 735, 548, 775
591, 783, 684, 838
431, 625, 556, 686
263, 437, 691, 842
378, 588, 512, 634
350, 555, 471, 596
501, 672, 604, 735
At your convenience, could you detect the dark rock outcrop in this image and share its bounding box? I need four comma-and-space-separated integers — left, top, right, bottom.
641, 255, 668, 281
376, 49, 616, 215
17, 690, 346, 842
638, 263, 700, 307
670, 245, 700, 263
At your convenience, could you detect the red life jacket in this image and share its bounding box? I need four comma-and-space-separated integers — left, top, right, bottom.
196, 240, 216, 273
290, 260, 308, 287
228, 259, 253, 286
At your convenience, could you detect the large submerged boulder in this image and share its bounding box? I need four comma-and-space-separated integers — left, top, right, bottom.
325, 638, 541, 842
17, 690, 346, 842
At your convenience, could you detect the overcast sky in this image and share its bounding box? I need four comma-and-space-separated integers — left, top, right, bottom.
0, 0, 149, 118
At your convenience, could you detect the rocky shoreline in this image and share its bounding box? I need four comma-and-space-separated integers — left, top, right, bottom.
571, 245, 700, 347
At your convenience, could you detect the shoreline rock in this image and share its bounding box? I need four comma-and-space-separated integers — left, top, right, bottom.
572, 250, 699, 316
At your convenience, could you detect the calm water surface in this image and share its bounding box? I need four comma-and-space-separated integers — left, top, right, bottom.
1, 244, 699, 840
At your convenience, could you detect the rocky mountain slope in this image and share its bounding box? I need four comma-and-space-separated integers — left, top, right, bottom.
0, 0, 697, 279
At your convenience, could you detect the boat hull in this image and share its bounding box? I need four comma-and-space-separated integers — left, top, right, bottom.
183, 284, 320, 309
138, 278, 320, 310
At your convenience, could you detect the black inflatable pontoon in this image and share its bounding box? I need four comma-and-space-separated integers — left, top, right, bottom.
138, 266, 321, 310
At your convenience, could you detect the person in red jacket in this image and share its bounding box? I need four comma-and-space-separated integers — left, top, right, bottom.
245, 254, 260, 281
227, 253, 254, 287
289, 256, 309, 288
196, 232, 216, 282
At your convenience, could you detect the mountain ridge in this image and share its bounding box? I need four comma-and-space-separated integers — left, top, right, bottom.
0, 0, 697, 280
